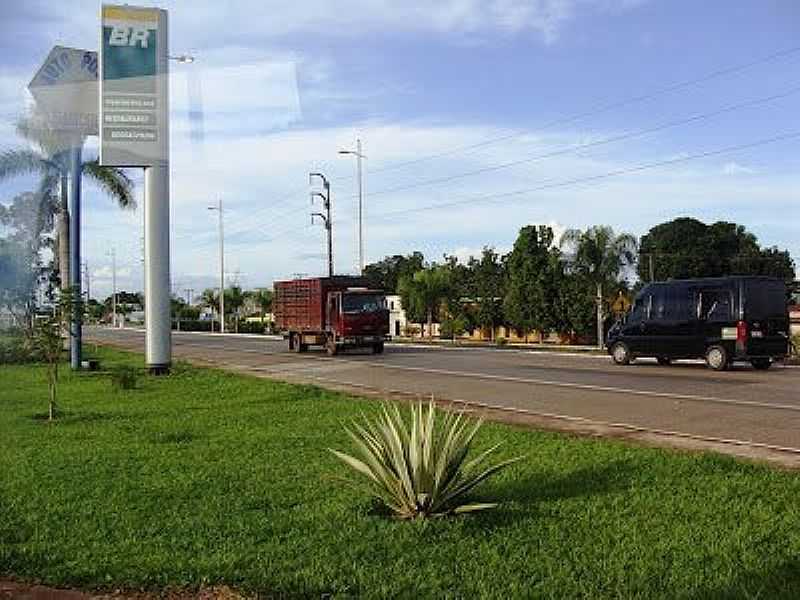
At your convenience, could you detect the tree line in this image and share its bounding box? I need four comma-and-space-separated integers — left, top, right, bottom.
363, 218, 796, 344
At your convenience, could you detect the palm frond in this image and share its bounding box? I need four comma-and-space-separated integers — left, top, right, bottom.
0, 149, 57, 180
82, 160, 136, 209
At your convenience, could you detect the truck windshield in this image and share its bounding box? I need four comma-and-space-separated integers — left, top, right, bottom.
342, 294, 383, 314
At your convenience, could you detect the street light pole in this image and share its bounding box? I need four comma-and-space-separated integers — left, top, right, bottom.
208, 199, 225, 333
338, 139, 366, 274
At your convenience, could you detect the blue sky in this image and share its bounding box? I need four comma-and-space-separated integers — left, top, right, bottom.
1, 0, 798, 299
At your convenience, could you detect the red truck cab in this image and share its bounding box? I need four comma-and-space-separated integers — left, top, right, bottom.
274, 277, 389, 355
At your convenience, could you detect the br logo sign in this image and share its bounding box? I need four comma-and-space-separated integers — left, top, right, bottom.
108, 26, 151, 48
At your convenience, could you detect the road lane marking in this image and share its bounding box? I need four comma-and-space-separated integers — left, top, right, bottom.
150, 337, 800, 415
216, 358, 800, 458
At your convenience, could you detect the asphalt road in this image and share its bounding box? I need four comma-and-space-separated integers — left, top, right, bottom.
86, 327, 800, 465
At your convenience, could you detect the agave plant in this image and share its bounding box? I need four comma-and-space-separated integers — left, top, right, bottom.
330, 401, 520, 519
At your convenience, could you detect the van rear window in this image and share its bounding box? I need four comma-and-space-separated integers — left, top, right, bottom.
745, 280, 786, 319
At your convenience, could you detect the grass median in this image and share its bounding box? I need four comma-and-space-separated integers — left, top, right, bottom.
2, 346, 800, 598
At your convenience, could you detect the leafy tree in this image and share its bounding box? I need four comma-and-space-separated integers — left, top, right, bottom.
504, 226, 562, 340
398, 265, 451, 339
0, 116, 134, 289
440, 254, 476, 334
469, 247, 506, 340
363, 252, 425, 293
224, 285, 246, 332
244, 288, 273, 320
33, 287, 80, 421
638, 217, 795, 283
0, 191, 51, 330
560, 225, 637, 348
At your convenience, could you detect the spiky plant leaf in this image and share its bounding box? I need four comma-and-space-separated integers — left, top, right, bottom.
330, 400, 521, 519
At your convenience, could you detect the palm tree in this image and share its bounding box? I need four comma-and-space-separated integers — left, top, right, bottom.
398, 266, 452, 340
0, 116, 134, 290
560, 226, 638, 348
200, 288, 220, 332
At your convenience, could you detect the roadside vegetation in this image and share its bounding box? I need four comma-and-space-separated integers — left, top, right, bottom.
3, 346, 800, 597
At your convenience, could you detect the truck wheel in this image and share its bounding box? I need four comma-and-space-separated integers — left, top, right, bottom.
293, 334, 307, 353
751, 358, 772, 370
326, 338, 338, 356
705, 345, 729, 371
373, 341, 385, 355
656, 356, 672, 366
610, 342, 631, 365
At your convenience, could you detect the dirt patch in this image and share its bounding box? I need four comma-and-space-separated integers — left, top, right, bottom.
0, 581, 249, 600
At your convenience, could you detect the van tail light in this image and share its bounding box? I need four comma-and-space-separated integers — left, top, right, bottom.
736, 321, 748, 343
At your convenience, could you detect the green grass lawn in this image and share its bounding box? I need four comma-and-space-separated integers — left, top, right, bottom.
3, 347, 800, 598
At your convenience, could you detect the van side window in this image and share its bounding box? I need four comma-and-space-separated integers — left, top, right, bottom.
652, 286, 690, 321
699, 290, 732, 322
653, 287, 667, 319
629, 294, 651, 322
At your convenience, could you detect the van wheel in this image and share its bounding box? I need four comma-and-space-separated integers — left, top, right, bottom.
656, 357, 672, 366
611, 342, 631, 365
373, 342, 385, 355
751, 358, 771, 370
705, 345, 729, 371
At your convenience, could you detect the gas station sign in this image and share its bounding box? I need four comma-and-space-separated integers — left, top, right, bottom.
100, 4, 168, 167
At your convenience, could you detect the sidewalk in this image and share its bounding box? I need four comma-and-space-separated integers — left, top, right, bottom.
389, 336, 604, 353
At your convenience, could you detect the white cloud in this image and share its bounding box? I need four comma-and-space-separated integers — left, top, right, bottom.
20, 0, 647, 48
92, 266, 132, 280
722, 161, 756, 175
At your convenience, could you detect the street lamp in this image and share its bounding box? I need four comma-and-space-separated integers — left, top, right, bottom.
208, 199, 225, 333
338, 139, 366, 274
169, 54, 195, 64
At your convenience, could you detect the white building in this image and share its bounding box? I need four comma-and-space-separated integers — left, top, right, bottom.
385, 294, 440, 338
386, 294, 406, 338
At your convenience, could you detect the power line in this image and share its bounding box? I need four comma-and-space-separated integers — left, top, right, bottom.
184, 83, 800, 249
356, 85, 800, 200
358, 130, 800, 220
344, 44, 800, 179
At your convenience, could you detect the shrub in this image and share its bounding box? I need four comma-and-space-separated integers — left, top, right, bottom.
0, 335, 38, 364
403, 324, 420, 337
237, 321, 269, 334
110, 365, 138, 392
173, 319, 214, 332
330, 401, 520, 519
496, 336, 508, 346
440, 317, 466, 340
791, 335, 800, 357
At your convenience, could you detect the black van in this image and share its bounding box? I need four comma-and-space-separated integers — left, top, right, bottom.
607, 276, 790, 371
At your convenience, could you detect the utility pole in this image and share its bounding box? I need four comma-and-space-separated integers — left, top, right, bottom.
82, 261, 90, 301
208, 199, 225, 333
338, 140, 366, 273
649, 253, 655, 282
69, 144, 82, 370
107, 249, 117, 328
310, 173, 333, 277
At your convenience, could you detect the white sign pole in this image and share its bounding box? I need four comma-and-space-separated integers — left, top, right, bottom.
144, 9, 171, 372
144, 163, 170, 371
100, 5, 171, 373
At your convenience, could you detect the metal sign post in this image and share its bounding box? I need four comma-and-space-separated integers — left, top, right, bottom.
29, 46, 98, 370
100, 4, 171, 373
